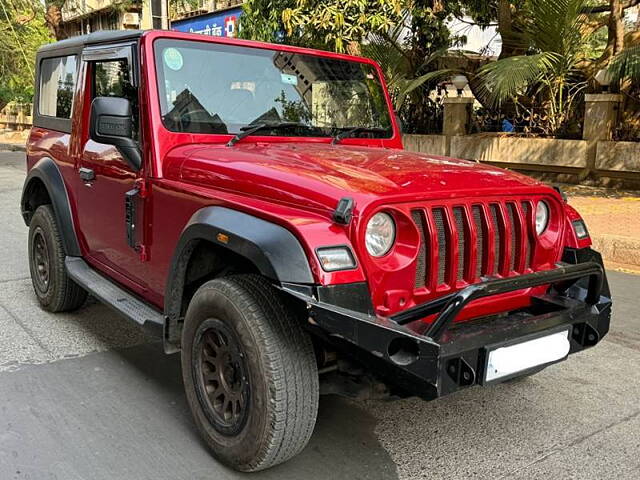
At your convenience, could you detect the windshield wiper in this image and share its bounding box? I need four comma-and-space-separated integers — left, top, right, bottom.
331, 126, 388, 145
226, 121, 309, 147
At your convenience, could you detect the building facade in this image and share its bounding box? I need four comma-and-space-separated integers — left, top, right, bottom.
170, 1, 244, 38
60, 0, 156, 37
59, 1, 245, 38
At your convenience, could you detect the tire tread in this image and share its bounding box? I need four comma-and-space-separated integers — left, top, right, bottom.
186, 274, 318, 471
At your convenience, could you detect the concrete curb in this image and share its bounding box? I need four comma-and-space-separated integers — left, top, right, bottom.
0, 143, 26, 152
592, 234, 640, 268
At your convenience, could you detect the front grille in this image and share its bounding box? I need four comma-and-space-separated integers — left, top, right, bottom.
412, 201, 536, 290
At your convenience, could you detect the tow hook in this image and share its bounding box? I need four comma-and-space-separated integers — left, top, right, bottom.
572, 322, 600, 347
446, 357, 476, 387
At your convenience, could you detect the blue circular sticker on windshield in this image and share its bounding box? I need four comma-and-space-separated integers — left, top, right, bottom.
163, 48, 183, 71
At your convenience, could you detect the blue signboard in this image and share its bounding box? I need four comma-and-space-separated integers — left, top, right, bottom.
171, 7, 242, 38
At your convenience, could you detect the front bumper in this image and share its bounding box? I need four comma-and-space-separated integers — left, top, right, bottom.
283, 248, 612, 400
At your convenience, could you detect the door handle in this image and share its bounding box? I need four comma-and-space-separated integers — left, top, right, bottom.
79, 167, 95, 183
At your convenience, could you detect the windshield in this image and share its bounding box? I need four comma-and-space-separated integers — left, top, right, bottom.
154, 39, 393, 138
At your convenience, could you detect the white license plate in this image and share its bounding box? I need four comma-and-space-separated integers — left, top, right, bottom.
485, 329, 571, 382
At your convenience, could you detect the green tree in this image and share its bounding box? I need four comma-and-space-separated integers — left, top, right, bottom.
240, 0, 296, 43
362, 5, 468, 133
240, 0, 470, 133
608, 45, 640, 83
474, 0, 595, 134
169, 0, 201, 20
281, 0, 405, 53
0, 0, 51, 107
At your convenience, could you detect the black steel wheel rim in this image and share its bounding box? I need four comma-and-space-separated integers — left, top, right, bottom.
193, 318, 250, 436
32, 228, 50, 294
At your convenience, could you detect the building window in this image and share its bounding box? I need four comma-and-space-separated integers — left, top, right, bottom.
38, 56, 78, 118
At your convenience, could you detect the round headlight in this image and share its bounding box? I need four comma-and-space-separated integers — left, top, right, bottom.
535, 201, 549, 235
365, 212, 396, 257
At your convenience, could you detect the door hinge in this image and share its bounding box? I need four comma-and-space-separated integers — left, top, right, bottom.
137, 244, 149, 262
134, 178, 149, 198
126, 178, 150, 260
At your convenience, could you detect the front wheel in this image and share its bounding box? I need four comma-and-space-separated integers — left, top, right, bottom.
181, 275, 319, 472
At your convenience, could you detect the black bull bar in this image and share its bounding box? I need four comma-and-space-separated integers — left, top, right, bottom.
283, 258, 612, 400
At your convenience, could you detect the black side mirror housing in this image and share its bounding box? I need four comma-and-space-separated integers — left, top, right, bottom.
90, 96, 142, 170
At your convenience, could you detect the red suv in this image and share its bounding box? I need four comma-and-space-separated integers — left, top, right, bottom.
22, 30, 611, 471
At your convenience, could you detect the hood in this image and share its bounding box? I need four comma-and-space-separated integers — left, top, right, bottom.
174, 142, 546, 213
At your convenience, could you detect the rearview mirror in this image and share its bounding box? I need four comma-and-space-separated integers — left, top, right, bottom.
90, 96, 142, 170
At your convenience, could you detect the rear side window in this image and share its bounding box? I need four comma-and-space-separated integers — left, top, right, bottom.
38, 55, 78, 118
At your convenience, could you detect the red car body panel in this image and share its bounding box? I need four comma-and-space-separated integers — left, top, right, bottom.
27, 30, 592, 326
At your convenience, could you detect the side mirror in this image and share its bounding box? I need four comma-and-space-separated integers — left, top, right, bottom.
90, 96, 142, 170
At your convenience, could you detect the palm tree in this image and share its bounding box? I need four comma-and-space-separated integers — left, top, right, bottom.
362, 12, 466, 133
608, 45, 640, 84
364, 37, 458, 111
475, 0, 593, 135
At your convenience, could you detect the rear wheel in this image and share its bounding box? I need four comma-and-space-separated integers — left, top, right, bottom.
28, 205, 87, 312
181, 275, 319, 472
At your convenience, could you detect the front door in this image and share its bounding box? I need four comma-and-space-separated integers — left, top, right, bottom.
75, 44, 147, 288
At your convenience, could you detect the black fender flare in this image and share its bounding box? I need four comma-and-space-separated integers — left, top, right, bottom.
164, 206, 315, 322
21, 157, 81, 257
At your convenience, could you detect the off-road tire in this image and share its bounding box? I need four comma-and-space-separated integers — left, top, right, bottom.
181, 274, 319, 472
28, 205, 87, 312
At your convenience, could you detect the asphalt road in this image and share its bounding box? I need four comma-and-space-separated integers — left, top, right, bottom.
1, 150, 639, 480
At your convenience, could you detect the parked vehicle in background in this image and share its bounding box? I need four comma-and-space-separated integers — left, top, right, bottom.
22, 30, 612, 471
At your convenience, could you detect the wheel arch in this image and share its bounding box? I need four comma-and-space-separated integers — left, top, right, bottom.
21, 157, 81, 257
163, 206, 315, 350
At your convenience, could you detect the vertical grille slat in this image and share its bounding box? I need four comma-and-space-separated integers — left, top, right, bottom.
522, 201, 535, 270
511, 202, 528, 272
489, 204, 501, 275
472, 205, 485, 279
453, 207, 466, 282
506, 203, 518, 272
432, 208, 448, 285
412, 210, 427, 289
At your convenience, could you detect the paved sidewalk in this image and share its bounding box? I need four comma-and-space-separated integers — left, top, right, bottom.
0, 131, 27, 151
568, 195, 640, 271
0, 142, 25, 152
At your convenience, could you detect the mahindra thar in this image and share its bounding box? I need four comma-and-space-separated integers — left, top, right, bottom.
22, 30, 611, 471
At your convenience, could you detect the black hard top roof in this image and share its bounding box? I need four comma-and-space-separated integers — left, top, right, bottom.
38, 30, 143, 55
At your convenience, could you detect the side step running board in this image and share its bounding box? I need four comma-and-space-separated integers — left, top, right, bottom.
65, 256, 164, 336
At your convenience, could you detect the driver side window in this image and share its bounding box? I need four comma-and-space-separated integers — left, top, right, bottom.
92, 60, 139, 140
